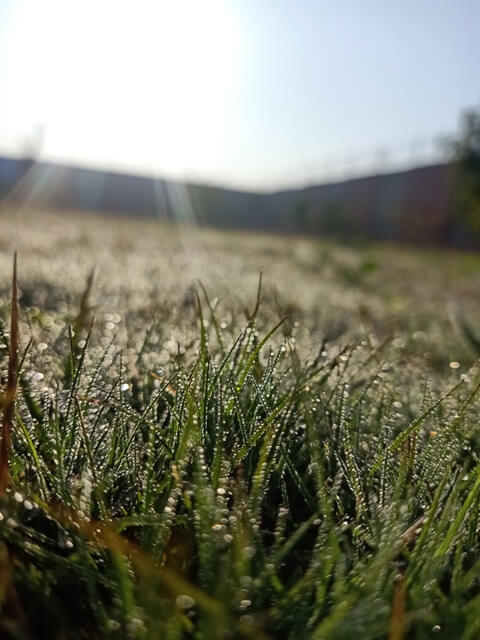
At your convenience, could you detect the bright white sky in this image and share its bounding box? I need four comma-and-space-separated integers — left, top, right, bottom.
1, 0, 479, 189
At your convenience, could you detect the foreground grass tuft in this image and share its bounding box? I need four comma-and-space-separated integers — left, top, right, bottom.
0, 215, 480, 638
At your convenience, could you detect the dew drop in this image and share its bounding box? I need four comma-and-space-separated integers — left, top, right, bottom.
176, 594, 195, 609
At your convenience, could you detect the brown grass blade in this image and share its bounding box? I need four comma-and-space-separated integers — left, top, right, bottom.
388, 573, 407, 640
400, 515, 426, 546
0, 252, 19, 495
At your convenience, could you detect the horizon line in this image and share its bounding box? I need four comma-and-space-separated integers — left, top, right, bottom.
0, 150, 449, 195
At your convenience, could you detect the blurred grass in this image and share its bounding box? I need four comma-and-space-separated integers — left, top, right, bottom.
0, 208, 479, 638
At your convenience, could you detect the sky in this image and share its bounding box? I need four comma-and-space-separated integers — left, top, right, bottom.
0, 0, 479, 190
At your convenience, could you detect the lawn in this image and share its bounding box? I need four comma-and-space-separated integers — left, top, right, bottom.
0, 208, 480, 639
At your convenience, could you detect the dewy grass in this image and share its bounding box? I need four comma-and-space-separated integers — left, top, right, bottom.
1, 216, 480, 638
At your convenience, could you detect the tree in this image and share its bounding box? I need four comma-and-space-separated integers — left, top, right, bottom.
451, 108, 480, 233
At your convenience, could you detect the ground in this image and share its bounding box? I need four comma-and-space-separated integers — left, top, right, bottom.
0, 207, 479, 639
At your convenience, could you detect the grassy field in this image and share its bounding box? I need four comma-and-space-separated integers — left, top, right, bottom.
1, 208, 480, 639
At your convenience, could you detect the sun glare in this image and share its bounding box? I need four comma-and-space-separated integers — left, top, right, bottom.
9, 0, 243, 177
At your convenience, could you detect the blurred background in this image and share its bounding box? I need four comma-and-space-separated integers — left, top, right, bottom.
0, 0, 479, 247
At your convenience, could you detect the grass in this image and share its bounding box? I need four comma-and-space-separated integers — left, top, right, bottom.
0, 209, 480, 638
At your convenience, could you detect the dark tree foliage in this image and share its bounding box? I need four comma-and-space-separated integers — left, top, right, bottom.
451, 108, 480, 233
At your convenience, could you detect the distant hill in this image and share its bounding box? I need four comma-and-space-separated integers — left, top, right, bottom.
0, 155, 469, 247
